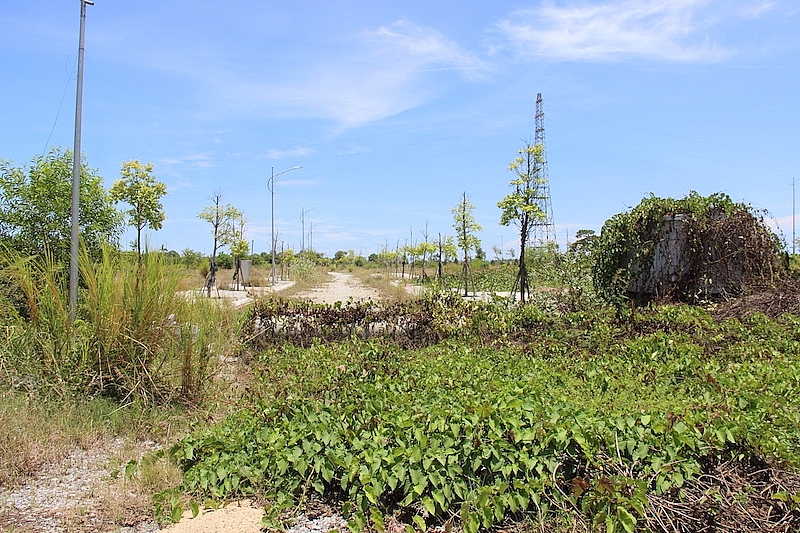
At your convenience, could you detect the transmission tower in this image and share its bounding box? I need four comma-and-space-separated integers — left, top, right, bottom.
531, 92, 557, 245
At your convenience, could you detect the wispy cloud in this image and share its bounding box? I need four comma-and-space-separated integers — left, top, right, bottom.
211, 20, 489, 127
157, 153, 216, 168
366, 20, 489, 81
495, 0, 729, 62
261, 147, 314, 160
92, 10, 490, 129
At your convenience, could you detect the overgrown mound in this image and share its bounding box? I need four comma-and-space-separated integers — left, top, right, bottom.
593, 192, 784, 305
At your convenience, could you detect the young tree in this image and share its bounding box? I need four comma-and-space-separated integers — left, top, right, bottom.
0, 148, 122, 262
229, 211, 250, 289
109, 160, 167, 263
498, 142, 546, 302
452, 192, 482, 296
198, 192, 242, 296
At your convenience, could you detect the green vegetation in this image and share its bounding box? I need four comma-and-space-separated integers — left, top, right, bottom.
198, 191, 246, 296
165, 296, 800, 532
0, 148, 122, 261
110, 160, 167, 262
593, 192, 783, 310
498, 141, 547, 302
0, 247, 236, 403
0, 154, 797, 533
452, 192, 482, 296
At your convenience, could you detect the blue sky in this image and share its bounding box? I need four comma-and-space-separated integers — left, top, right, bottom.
1, 0, 798, 258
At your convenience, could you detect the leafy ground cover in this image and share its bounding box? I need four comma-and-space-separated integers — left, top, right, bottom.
167, 297, 800, 532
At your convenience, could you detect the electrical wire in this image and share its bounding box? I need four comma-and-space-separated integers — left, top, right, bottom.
41, 55, 77, 158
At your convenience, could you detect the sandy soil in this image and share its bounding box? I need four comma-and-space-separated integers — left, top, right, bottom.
293, 271, 384, 304
162, 501, 263, 533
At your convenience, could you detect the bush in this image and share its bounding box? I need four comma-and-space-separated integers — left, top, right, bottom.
216, 252, 234, 270
180, 248, 206, 268
291, 256, 319, 283
0, 247, 234, 404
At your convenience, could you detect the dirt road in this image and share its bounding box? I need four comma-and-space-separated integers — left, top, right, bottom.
293, 271, 383, 304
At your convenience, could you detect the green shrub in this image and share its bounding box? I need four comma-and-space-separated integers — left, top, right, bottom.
292, 256, 319, 283
0, 248, 233, 404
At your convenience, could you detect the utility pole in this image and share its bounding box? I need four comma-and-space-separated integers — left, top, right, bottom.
70, 0, 93, 322
793, 177, 796, 256
268, 165, 301, 285
300, 205, 318, 252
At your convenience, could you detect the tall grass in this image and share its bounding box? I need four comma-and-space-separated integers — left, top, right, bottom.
0, 247, 236, 404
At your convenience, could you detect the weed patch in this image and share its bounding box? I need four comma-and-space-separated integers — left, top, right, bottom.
169, 301, 800, 532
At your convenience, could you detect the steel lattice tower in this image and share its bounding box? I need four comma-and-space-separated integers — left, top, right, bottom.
531, 92, 557, 245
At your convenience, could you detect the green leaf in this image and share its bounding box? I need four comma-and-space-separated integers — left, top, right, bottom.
432, 490, 446, 509
170, 504, 184, 524
370, 507, 385, 533
616, 507, 636, 533
413, 514, 427, 532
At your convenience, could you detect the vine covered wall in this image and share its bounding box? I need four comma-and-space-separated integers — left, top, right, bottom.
592, 192, 784, 304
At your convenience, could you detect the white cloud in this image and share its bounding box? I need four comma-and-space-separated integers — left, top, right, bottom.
366, 20, 489, 81
157, 153, 215, 168
262, 147, 314, 160
495, 0, 729, 62
210, 20, 489, 127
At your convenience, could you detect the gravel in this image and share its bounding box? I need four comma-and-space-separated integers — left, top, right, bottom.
0, 439, 161, 533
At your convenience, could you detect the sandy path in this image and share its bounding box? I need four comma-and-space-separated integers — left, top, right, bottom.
293, 271, 383, 304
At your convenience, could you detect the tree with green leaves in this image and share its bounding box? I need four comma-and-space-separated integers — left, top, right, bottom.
229, 211, 250, 289
110, 160, 167, 263
498, 142, 546, 302
452, 192, 482, 296
0, 148, 122, 262
198, 192, 242, 296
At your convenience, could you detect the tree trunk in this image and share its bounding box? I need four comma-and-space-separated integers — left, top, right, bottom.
515, 216, 529, 303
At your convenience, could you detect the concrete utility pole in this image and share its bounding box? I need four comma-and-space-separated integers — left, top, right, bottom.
268, 166, 301, 285
70, 0, 93, 322
793, 177, 796, 256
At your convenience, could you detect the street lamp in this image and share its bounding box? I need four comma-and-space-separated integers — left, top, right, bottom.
300, 205, 319, 252
268, 165, 302, 285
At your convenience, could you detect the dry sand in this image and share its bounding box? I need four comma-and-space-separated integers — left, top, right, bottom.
293, 271, 383, 304
163, 501, 264, 533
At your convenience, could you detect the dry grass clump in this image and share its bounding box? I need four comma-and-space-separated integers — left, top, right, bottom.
646, 457, 800, 532
351, 268, 420, 302
95, 446, 183, 529
711, 277, 800, 321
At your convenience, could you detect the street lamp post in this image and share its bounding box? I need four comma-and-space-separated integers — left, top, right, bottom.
300, 205, 319, 252
268, 165, 301, 285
